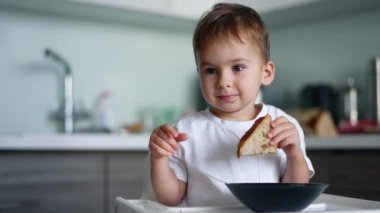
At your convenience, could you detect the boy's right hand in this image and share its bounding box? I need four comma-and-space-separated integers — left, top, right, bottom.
149, 124, 188, 159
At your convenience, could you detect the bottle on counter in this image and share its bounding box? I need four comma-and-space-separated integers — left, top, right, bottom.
93, 90, 115, 133
344, 77, 358, 126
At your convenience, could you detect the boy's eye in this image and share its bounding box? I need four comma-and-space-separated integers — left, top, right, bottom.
204, 68, 217, 75
232, 65, 245, 72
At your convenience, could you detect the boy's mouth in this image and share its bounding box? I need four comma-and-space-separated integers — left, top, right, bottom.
218, 94, 237, 102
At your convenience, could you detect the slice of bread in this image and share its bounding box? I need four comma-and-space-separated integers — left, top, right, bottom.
237, 114, 277, 158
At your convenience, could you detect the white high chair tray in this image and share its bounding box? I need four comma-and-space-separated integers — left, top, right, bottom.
115, 194, 380, 213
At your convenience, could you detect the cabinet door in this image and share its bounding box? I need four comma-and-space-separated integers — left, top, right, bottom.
307, 151, 332, 184
332, 151, 380, 201
0, 152, 104, 213
108, 152, 148, 212
308, 150, 380, 201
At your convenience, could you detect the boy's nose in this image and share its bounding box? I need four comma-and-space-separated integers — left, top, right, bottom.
218, 73, 233, 88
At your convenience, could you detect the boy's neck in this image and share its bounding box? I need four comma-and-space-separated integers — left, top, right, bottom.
210, 104, 262, 121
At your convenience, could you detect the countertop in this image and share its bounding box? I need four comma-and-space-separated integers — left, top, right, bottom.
115, 193, 380, 213
0, 133, 150, 151
0, 133, 379, 151
306, 134, 380, 150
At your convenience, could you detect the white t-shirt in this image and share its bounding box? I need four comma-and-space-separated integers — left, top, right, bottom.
168, 103, 314, 206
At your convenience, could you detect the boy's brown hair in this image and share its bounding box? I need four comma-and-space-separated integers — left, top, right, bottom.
193, 3, 270, 62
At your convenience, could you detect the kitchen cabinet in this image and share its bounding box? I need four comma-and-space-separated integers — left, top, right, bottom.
308, 150, 380, 201
0, 0, 199, 30
0, 152, 104, 213
2, 0, 379, 29
107, 152, 148, 213
72, 0, 215, 20
0, 151, 148, 213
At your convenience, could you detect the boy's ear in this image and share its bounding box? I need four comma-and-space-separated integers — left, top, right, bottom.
262, 61, 275, 86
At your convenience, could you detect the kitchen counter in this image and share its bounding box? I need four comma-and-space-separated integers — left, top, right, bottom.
0, 133, 151, 151
0, 133, 379, 151
306, 134, 380, 150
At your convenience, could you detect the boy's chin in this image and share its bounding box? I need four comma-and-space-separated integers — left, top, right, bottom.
210, 106, 254, 116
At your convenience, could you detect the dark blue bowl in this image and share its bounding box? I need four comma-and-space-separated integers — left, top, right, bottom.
226, 183, 328, 212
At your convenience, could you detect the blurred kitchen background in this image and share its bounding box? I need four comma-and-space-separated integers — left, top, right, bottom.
1, 0, 380, 213
0, 0, 379, 134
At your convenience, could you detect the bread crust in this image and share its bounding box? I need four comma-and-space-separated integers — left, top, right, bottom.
237, 114, 276, 158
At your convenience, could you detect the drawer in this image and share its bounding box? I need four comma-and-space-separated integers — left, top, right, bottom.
108, 152, 148, 213
0, 152, 104, 213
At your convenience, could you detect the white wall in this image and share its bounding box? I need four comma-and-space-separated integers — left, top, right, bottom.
265, 7, 380, 120
0, 9, 198, 133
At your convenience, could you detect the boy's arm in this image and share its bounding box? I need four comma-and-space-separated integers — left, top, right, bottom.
281, 150, 310, 183
150, 157, 187, 206
268, 116, 310, 183
149, 124, 189, 206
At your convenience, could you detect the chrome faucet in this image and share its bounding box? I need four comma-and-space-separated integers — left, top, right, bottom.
45, 48, 74, 133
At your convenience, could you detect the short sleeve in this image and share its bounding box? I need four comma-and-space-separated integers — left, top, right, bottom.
168, 144, 188, 182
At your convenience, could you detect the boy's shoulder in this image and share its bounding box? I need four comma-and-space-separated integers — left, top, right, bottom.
262, 104, 298, 123
174, 109, 213, 127
262, 104, 287, 116
176, 109, 210, 122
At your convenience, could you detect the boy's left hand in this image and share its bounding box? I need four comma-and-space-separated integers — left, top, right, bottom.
267, 116, 302, 157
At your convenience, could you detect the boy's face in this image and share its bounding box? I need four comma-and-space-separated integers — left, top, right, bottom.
195, 37, 275, 120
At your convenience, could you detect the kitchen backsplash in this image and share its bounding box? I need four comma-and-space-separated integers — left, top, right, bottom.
266, 7, 380, 122
0, 9, 198, 133
1, 5, 380, 133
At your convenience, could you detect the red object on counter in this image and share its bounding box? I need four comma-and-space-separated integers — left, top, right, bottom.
338, 119, 377, 134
